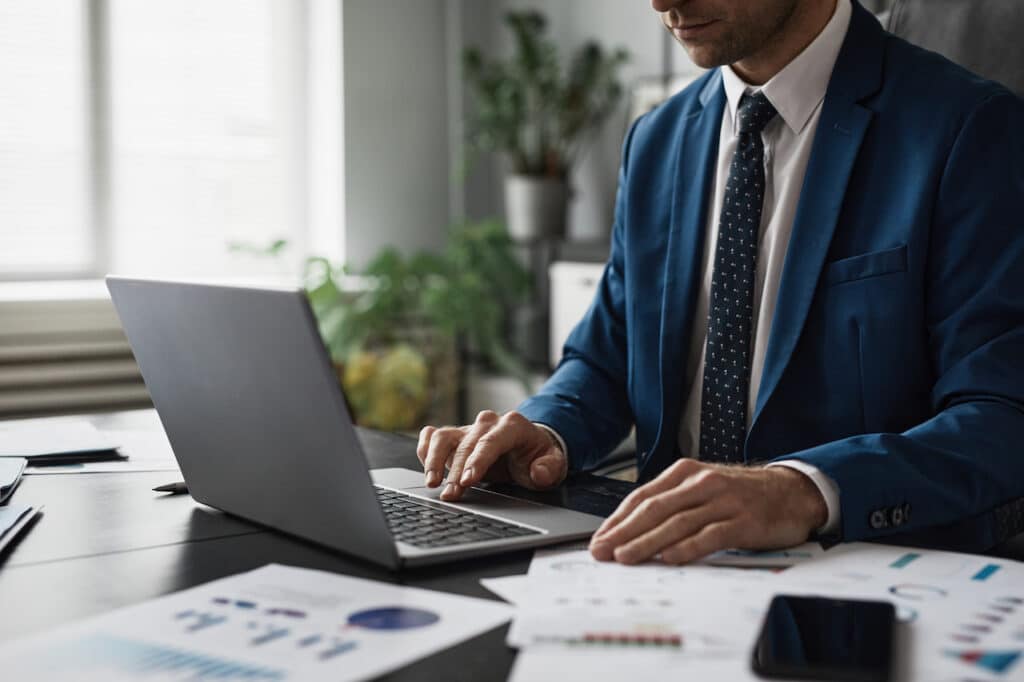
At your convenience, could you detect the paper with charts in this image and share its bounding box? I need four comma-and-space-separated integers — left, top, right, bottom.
486, 542, 1024, 682
779, 543, 1024, 681
0, 563, 511, 681
495, 540, 820, 650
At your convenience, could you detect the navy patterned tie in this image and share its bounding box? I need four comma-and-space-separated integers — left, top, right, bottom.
699, 91, 777, 463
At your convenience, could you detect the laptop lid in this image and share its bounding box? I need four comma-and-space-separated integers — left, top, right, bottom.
106, 276, 400, 569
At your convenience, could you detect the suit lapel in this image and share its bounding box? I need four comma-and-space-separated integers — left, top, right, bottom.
750, 2, 886, 432
647, 73, 726, 476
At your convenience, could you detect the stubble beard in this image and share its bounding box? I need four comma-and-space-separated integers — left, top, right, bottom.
673, 0, 801, 69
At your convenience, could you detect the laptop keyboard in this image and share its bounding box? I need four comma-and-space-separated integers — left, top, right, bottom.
375, 486, 541, 549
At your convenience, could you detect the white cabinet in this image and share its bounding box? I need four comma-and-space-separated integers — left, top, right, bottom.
548, 261, 605, 367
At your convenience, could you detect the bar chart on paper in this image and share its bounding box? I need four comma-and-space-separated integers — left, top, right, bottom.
0, 564, 511, 682
49, 634, 287, 681
13, 601, 447, 679
944, 649, 1021, 675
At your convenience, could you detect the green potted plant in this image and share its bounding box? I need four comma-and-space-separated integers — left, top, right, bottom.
304, 218, 531, 432
463, 11, 629, 242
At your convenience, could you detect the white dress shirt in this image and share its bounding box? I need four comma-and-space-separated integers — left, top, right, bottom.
677, 0, 851, 534
541, 0, 850, 535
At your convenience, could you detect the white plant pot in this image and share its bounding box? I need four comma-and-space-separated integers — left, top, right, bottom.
504, 174, 568, 242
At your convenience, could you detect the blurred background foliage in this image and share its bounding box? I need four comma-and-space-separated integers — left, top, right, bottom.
303, 218, 531, 430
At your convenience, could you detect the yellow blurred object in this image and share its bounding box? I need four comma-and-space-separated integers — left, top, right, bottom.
341, 344, 430, 431
343, 350, 379, 391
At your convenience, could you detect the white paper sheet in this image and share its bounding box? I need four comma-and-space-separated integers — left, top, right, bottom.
528, 540, 824, 572
509, 648, 763, 682
0, 420, 120, 459
505, 548, 775, 681
491, 547, 780, 654
525, 547, 784, 590
23, 429, 179, 475
0, 563, 511, 681
701, 541, 825, 568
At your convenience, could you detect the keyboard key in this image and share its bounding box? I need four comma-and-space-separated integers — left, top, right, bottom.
375, 485, 541, 548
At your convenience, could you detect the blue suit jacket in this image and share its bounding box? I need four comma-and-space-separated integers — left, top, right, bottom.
518, 2, 1024, 547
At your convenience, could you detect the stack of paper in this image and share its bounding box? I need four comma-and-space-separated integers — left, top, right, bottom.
486, 542, 1024, 681
0, 420, 121, 464
485, 543, 816, 681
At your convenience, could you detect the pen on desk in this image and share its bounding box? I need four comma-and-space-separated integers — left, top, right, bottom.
153, 481, 188, 495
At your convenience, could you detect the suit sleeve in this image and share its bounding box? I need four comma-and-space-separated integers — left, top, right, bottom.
771, 91, 1024, 544
516, 119, 644, 471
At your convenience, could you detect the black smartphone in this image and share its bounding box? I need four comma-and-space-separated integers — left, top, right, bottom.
751, 594, 896, 682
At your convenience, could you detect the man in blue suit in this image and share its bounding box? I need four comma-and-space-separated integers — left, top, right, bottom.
418, 0, 1024, 563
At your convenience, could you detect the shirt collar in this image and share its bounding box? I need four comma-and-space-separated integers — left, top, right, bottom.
721, 0, 852, 135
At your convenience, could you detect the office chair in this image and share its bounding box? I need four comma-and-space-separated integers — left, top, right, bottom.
887, 0, 1024, 96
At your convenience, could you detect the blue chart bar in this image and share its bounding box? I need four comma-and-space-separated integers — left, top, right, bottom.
973, 564, 1001, 582
58, 634, 287, 680
297, 634, 323, 648
319, 640, 358, 661
252, 628, 291, 646
890, 553, 921, 569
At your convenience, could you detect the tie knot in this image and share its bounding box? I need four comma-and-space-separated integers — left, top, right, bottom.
737, 92, 777, 135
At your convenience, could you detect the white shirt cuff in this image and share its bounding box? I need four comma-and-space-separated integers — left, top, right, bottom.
533, 423, 568, 458
765, 460, 840, 535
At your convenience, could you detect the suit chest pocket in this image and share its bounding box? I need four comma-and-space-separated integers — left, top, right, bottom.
824, 244, 907, 287
818, 242, 928, 432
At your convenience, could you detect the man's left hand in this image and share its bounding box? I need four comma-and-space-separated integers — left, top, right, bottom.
589, 459, 828, 565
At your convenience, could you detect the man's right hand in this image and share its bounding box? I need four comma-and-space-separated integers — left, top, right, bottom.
416, 410, 568, 502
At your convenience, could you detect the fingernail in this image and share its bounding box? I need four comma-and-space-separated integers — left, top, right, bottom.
460, 467, 475, 486
426, 470, 440, 487
442, 483, 461, 500
532, 463, 550, 484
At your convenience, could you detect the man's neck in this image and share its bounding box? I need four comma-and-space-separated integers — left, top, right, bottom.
732, 0, 838, 85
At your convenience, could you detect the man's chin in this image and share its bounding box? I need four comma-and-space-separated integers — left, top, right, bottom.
681, 44, 728, 70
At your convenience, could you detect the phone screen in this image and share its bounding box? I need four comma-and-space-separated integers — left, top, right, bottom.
751, 595, 895, 682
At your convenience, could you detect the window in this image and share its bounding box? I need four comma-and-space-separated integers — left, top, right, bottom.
0, 0, 343, 282
0, 1, 90, 277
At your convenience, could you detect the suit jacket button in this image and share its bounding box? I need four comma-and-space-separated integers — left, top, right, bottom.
902, 503, 911, 523
870, 509, 888, 530
890, 506, 905, 526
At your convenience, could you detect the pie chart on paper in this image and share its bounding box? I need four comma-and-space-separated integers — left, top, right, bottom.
346, 607, 440, 630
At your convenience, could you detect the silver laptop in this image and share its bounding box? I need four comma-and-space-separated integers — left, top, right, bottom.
106, 276, 602, 568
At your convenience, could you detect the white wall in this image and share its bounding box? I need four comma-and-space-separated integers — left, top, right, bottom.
457, 1, 702, 243
341, 0, 452, 267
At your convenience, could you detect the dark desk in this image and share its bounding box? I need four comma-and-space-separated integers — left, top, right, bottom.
2, 410, 1023, 681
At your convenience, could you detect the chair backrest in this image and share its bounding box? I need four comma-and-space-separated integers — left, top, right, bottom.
887, 0, 1024, 96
